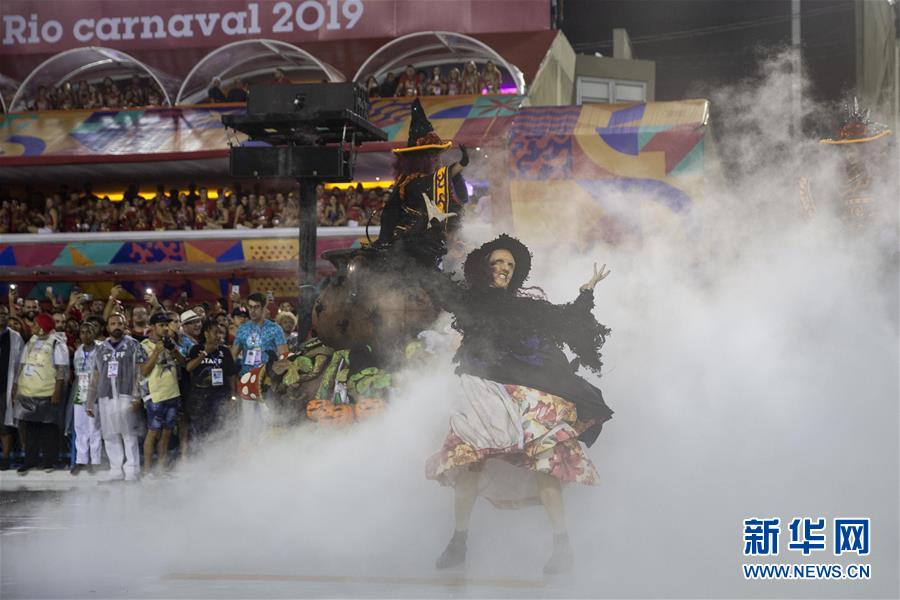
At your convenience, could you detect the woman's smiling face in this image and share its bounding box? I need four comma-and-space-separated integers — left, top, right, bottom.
488, 249, 516, 289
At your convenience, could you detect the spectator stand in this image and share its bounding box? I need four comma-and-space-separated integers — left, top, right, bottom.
354, 31, 526, 98
9, 46, 177, 112
0, 95, 525, 185
0, 95, 711, 249
176, 39, 345, 106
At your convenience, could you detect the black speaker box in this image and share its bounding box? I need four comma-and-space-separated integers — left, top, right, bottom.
247, 83, 368, 120
230, 145, 351, 180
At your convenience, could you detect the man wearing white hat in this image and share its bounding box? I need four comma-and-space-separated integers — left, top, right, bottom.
178, 310, 203, 357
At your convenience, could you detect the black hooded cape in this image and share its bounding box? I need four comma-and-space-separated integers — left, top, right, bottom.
439, 283, 614, 446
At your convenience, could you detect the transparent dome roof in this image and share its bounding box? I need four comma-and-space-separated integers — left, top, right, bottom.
9, 46, 178, 112
354, 31, 525, 94
176, 39, 345, 105
0, 73, 18, 112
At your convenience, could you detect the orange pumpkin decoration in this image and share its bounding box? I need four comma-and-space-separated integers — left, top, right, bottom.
306, 399, 327, 421
306, 399, 355, 427
353, 397, 387, 419
324, 403, 355, 427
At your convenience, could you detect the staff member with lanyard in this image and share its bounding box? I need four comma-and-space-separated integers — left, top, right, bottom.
186, 320, 238, 441
86, 313, 146, 482
14, 313, 70, 474
230, 294, 286, 433
231, 293, 287, 378
70, 322, 102, 474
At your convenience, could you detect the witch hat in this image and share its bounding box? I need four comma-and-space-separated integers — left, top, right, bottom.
393, 98, 453, 154
821, 97, 892, 145
463, 234, 533, 291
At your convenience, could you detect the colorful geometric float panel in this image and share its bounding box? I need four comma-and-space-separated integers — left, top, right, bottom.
0, 233, 364, 302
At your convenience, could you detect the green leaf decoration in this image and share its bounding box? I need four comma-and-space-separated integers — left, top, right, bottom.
372, 373, 392, 389
308, 345, 334, 358
405, 341, 423, 359
312, 354, 329, 374
356, 378, 372, 394
283, 361, 303, 386
295, 356, 314, 373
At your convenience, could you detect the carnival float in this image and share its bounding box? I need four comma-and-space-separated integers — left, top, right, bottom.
236, 99, 466, 426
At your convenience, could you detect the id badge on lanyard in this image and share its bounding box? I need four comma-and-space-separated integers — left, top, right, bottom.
246, 329, 263, 366
211, 368, 224, 386
24, 341, 45, 376
245, 348, 262, 366
78, 373, 90, 397
107, 360, 119, 379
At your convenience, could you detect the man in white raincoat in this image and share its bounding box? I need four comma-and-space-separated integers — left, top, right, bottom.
86, 313, 147, 482
0, 307, 24, 470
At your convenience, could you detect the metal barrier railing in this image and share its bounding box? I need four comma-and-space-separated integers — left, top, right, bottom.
0, 226, 378, 245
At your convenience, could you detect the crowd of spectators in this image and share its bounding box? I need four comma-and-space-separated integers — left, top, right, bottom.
365, 61, 506, 98
26, 75, 165, 111
16, 61, 508, 113
316, 184, 386, 227
0, 182, 390, 234
204, 77, 250, 104
1, 283, 300, 478
202, 61, 507, 104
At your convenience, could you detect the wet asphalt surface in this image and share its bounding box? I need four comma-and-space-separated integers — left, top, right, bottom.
0, 489, 557, 599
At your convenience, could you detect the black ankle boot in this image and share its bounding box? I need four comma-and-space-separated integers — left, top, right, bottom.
543, 533, 574, 575
435, 530, 468, 569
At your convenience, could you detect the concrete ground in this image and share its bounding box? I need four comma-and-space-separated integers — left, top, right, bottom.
1, 478, 562, 599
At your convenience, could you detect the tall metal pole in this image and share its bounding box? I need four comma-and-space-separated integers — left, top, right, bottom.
792, 0, 802, 138
297, 178, 318, 339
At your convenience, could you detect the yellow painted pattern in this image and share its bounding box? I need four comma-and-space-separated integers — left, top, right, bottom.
242, 240, 299, 262
434, 166, 449, 213
184, 244, 217, 264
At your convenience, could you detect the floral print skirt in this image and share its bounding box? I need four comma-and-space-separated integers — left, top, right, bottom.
426, 381, 599, 508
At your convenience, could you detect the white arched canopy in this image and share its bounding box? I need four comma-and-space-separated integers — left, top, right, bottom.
0, 74, 18, 112
176, 39, 345, 105
354, 31, 525, 95
9, 47, 177, 112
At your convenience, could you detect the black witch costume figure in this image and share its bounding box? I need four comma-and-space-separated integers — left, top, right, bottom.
376, 98, 469, 268
799, 98, 894, 228
425, 234, 614, 575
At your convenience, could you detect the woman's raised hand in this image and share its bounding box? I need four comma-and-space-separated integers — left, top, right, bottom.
580, 263, 611, 292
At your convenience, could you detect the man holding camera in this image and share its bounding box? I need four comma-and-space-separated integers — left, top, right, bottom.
139, 312, 185, 474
